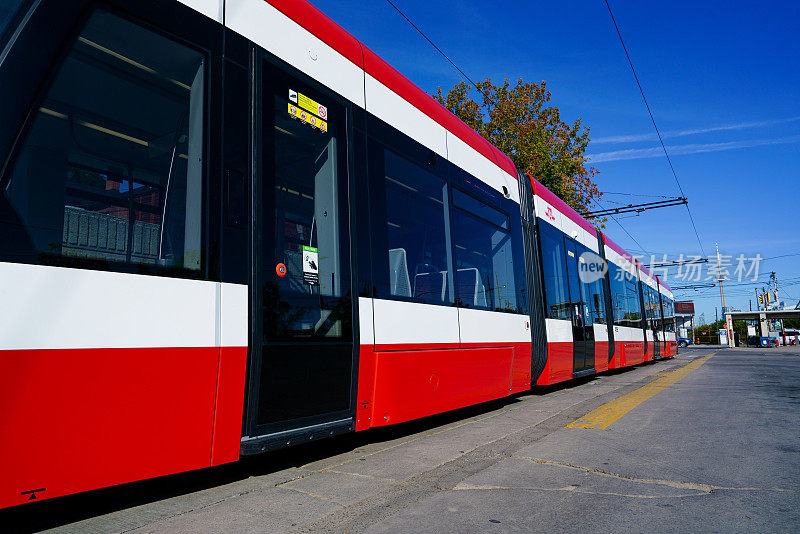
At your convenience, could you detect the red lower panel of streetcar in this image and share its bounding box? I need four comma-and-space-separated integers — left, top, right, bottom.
355, 342, 531, 431
0, 346, 247, 509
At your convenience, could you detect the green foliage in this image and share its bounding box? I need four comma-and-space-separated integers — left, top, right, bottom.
433, 78, 602, 213
694, 319, 748, 344
693, 320, 721, 344
783, 318, 800, 329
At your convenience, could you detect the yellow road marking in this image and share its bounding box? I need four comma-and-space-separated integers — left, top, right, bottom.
566, 353, 716, 429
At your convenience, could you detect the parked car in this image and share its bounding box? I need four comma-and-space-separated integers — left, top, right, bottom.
678, 337, 693, 348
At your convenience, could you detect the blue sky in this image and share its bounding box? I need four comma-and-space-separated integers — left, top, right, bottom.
312, 0, 800, 322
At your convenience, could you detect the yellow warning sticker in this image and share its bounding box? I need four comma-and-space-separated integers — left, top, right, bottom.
288, 103, 328, 132
290, 89, 328, 121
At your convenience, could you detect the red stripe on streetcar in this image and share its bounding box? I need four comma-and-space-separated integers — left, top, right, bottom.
528, 174, 598, 236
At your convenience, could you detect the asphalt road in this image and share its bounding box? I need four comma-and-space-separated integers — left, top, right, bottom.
4, 346, 799, 533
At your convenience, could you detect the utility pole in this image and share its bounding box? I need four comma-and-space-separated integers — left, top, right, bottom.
716, 242, 727, 314
716, 242, 733, 347
771, 271, 785, 340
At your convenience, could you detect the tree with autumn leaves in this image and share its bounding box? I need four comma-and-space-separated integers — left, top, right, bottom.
434, 79, 601, 213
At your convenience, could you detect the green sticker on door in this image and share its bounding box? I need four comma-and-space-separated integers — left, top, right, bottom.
302, 245, 319, 285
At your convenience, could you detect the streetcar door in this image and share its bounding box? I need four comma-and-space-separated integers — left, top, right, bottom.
644, 286, 659, 359
651, 288, 662, 359
245, 59, 355, 446
566, 240, 593, 374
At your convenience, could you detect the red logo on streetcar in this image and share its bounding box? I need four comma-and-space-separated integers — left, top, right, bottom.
276, 263, 287, 277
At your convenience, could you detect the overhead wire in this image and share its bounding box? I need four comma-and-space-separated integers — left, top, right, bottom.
384, 0, 483, 95
601, 198, 648, 206
763, 252, 800, 262
384, 0, 704, 264
601, 191, 675, 198
606, 213, 645, 219
385, 0, 652, 258
603, 0, 707, 259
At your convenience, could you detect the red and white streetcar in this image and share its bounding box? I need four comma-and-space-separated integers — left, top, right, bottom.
0, 0, 676, 508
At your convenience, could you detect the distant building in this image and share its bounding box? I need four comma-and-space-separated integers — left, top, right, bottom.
675, 301, 695, 338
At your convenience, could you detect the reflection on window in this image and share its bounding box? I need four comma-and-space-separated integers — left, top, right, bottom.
626, 277, 642, 328
452, 189, 517, 312
652, 287, 665, 330
0, 11, 205, 273
663, 297, 675, 332
577, 248, 605, 326
645, 286, 655, 320
540, 221, 570, 320
610, 261, 642, 329
609, 263, 626, 326
646, 286, 662, 337
384, 150, 451, 306
453, 189, 508, 229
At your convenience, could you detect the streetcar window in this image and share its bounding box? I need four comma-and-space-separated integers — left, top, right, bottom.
608, 262, 627, 327
662, 296, 675, 332
539, 221, 570, 320
0, 11, 205, 274
578, 245, 605, 325
625, 272, 642, 328
609, 262, 640, 328
645, 285, 657, 322
648, 286, 659, 330
643, 285, 654, 327
653, 289, 660, 319
452, 189, 508, 229
451, 189, 516, 312
654, 288, 665, 326
382, 149, 452, 305
653, 289, 664, 330
261, 68, 352, 340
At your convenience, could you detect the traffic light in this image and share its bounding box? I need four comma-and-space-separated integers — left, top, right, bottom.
758, 294, 764, 305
